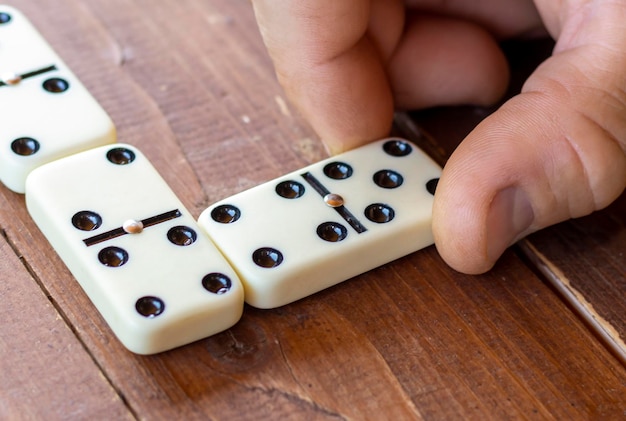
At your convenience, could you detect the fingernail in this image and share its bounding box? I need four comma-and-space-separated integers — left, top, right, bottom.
486, 187, 534, 263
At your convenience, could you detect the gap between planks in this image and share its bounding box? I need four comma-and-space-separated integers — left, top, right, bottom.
519, 240, 626, 367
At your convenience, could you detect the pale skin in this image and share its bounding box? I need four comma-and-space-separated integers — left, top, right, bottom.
251, 0, 626, 274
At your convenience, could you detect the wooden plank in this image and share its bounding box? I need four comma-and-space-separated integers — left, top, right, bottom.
0, 231, 132, 419
1, 1, 625, 419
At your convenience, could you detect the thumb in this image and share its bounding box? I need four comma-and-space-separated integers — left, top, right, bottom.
432, 4, 626, 274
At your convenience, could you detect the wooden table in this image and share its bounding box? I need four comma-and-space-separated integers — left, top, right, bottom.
2, 1, 624, 419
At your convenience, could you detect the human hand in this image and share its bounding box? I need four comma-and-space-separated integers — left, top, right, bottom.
251, 0, 626, 274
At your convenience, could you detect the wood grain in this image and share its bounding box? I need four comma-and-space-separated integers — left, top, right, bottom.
1, 1, 625, 419
0, 230, 131, 419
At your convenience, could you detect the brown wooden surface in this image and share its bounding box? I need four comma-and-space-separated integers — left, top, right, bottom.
0, 231, 132, 419
1, 1, 625, 420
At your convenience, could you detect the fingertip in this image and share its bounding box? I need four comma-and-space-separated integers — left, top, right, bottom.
436, 184, 535, 275
431, 108, 538, 274
305, 54, 395, 154
432, 173, 495, 275
321, 114, 394, 155
253, 0, 397, 156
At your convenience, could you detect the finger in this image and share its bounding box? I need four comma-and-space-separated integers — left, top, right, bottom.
432, 2, 626, 274
252, 1, 511, 154
388, 13, 510, 110
251, 0, 399, 153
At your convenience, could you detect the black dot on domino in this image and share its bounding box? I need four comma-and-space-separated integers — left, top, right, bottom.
373, 170, 403, 189
426, 178, 439, 195
202, 273, 232, 294
211, 204, 241, 223
42, 77, 69, 93
364, 203, 395, 224
72, 210, 102, 231
0, 12, 11, 24
167, 225, 197, 246
11, 137, 40, 156
98, 246, 129, 267
106, 147, 136, 165
253, 247, 283, 268
383, 139, 413, 157
317, 221, 348, 242
323, 162, 353, 180
275, 180, 305, 199
135, 296, 165, 318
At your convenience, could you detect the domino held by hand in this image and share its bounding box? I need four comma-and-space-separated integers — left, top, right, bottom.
199, 138, 442, 309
